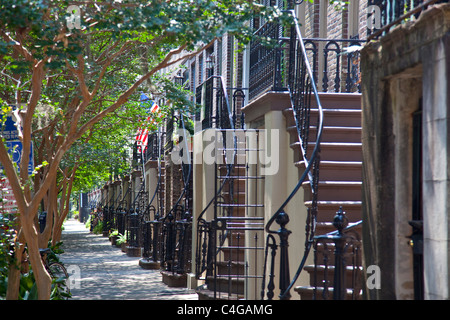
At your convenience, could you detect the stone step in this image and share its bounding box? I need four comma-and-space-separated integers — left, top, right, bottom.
284, 108, 361, 128
294, 285, 363, 300
304, 200, 361, 223
310, 93, 362, 110
302, 264, 364, 288
305, 142, 362, 162
303, 180, 362, 202
296, 160, 362, 182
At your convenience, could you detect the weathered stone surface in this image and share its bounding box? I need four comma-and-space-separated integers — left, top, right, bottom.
361, 4, 450, 300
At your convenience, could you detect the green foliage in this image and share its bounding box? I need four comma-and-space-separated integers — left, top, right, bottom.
0, 183, 17, 299
305, 0, 349, 10
92, 220, 103, 235
116, 232, 128, 246
109, 229, 119, 237
18, 271, 38, 300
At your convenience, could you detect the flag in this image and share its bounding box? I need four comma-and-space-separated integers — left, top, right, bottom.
135, 93, 159, 153
150, 100, 159, 113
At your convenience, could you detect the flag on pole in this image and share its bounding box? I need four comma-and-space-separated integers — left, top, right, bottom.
135, 93, 159, 153
150, 100, 159, 113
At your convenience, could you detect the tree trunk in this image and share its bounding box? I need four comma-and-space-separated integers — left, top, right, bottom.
6, 243, 22, 300
22, 215, 52, 300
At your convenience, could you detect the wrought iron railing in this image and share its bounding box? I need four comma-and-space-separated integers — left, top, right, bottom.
249, 22, 364, 98
127, 178, 148, 249
160, 114, 193, 275
249, 19, 288, 100
195, 75, 266, 299
312, 207, 363, 300
261, 8, 324, 300
141, 129, 165, 265
144, 131, 166, 163
195, 76, 237, 132
367, 0, 445, 40
116, 185, 130, 237
303, 38, 364, 93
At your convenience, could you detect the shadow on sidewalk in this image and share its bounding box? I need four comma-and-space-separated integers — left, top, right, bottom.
61, 219, 198, 300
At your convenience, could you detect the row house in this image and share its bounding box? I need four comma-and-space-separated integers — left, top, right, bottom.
89, 0, 449, 300
92, 0, 365, 300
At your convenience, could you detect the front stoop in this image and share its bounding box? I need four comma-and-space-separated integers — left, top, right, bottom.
161, 270, 187, 287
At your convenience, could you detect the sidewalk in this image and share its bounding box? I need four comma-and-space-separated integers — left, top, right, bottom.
60, 218, 198, 300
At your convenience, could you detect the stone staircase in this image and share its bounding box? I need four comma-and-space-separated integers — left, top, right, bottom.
284, 92, 363, 299
196, 132, 265, 300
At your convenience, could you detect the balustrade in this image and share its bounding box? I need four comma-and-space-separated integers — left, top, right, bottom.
367, 0, 445, 40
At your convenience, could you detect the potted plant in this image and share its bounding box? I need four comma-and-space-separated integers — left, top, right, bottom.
116, 232, 128, 252
109, 229, 119, 245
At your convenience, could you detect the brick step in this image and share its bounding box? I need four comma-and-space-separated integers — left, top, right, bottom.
296, 160, 362, 181
304, 200, 361, 223
312, 238, 363, 266
284, 108, 361, 128
310, 93, 362, 109
221, 191, 249, 202
204, 276, 245, 295
303, 180, 362, 202
218, 165, 248, 175
287, 125, 361, 144
304, 142, 362, 162
294, 285, 363, 300
196, 284, 244, 300
302, 264, 363, 288
216, 260, 246, 276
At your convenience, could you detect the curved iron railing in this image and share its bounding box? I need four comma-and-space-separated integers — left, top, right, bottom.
262, 8, 324, 300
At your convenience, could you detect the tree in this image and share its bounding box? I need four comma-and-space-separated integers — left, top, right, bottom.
0, 0, 290, 299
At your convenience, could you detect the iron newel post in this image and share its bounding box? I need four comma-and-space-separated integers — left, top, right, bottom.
332, 206, 348, 300
276, 211, 292, 300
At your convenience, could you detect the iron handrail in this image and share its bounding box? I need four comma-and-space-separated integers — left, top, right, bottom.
142, 129, 165, 218
263, 8, 324, 299
196, 75, 236, 223
163, 114, 192, 221
195, 75, 237, 280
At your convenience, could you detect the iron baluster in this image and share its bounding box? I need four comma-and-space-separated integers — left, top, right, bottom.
276, 211, 292, 300
262, 234, 277, 300
332, 207, 348, 300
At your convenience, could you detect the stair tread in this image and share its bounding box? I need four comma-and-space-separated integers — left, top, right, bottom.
288, 125, 362, 131
305, 200, 362, 206
304, 264, 364, 272
297, 160, 362, 166
292, 141, 362, 148
294, 285, 361, 294
309, 180, 362, 185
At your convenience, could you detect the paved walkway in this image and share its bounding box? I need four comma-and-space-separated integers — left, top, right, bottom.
60, 218, 198, 300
